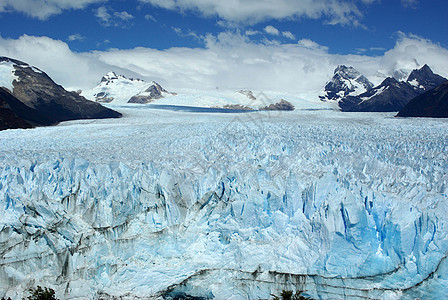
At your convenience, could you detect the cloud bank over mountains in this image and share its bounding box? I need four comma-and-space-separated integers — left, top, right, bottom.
0, 32, 446, 94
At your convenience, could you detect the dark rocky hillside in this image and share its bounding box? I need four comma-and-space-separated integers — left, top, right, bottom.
0, 57, 121, 130
396, 81, 448, 118
341, 65, 446, 112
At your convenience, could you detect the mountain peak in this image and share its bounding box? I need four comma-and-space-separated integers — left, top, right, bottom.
101, 71, 118, 82
320, 65, 373, 102
334, 65, 360, 79
100, 72, 144, 84
84, 74, 174, 104
406, 64, 447, 91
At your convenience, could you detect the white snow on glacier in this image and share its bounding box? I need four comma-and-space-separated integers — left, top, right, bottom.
0, 60, 18, 92
0, 106, 448, 299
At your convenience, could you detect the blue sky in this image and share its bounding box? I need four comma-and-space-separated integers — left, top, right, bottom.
1, 0, 447, 54
0, 0, 447, 91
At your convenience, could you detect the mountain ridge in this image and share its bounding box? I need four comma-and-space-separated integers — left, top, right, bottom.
0, 56, 121, 130
83, 72, 175, 104
321, 63, 447, 112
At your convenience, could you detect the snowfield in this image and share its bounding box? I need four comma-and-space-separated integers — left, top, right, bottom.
0, 60, 19, 92
0, 104, 447, 299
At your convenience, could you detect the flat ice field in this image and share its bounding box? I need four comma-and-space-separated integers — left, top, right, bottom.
1, 104, 448, 299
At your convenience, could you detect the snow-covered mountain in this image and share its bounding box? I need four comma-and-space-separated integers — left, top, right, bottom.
339, 77, 419, 112
0, 107, 447, 299
319, 65, 374, 102
82, 72, 175, 104
0, 57, 121, 130
321, 64, 447, 112
406, 64, 447, 92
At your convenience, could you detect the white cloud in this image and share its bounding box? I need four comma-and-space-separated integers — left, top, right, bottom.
0, 35, 114, 90
95, 6, 134, 27
370, 47, 386, 52
95, 6, 111, 23
401, 0, 418, 8
375, 33, 448, 80
282, 31, 295, 40
297, 39, 328, 51
172, 27, 202, 40
138, 0, 363, 25
245, 30, 260, 36
264, 25, 280, 36
114, 11, 134, 21
67, 34, 86, 42
0, 33, 447, 95
0, 0, 104, 20
145, 14, 157, 22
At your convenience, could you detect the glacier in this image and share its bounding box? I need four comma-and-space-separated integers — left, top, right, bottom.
0, 106, 447, 299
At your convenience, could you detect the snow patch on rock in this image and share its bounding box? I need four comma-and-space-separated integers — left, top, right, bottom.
0, 61, 19, 92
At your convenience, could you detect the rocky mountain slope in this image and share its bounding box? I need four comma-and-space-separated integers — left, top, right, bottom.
0, 88, 33, 130
0, 57, 121, 130
83, 72, 175, 104
321, 64, 447, 112
397, 80, 448, 118
0, 87, 51, 130
319, 65, 374, 102
340, 77, 419, 112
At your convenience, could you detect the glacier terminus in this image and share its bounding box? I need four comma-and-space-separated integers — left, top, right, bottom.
0, 105, 447, 299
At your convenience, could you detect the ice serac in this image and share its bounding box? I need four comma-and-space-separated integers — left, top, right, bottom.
0, 111, 447, 299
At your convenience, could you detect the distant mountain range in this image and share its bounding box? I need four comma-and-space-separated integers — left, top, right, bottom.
1, 55, 447, 131
82, 72, 176, 104
320, 64, 447, 112
0, 57, 121, 131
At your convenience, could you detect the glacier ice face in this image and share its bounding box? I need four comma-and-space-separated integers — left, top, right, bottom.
0, 108, 447, 299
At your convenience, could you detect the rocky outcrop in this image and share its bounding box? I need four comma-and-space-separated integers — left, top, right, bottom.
221, 99, 295, 111
0, 88, 33, 130
128, 82, 173, 104
237, 90, 257, 101
0, 85, 56, 129
260, 99, 295, 111
397, 81, 448, 118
